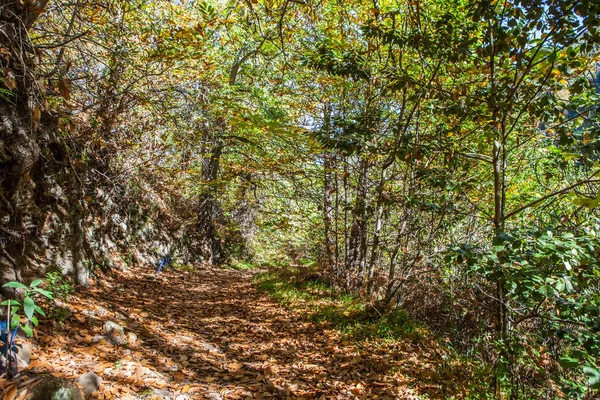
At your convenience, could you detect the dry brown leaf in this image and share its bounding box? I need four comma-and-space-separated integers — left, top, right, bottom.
227, 361, 244, 371
58, 78, 71, 100
3, 385, 17, 400
3, 77, 16, 91
21, 265, 474, 400
16, 389, 28, 400
263, 365, 275, 377
40, 336, 53, 344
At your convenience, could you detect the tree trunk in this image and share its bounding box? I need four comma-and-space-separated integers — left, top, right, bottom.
322, 103, 336, 271
343, 158, 350, 287
346, 158, 369, 287
196, 137, 225, 265
384, 217, 408, 306
323, 153, 336, 270
366, 168, 386, 295
492, 137, 508, 340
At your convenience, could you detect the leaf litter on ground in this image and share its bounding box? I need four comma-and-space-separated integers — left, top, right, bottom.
20, 266, 477, 399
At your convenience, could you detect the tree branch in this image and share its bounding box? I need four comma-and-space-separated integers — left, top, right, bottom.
505, 176, 600, 220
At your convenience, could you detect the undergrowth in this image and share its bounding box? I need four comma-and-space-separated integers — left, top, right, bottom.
44, 268, 76, 324
255, 268, 513, 399
224, 260, 261, 270
173, 262, 196, 272
45, 269, 75, 299
254, 269, 419, 342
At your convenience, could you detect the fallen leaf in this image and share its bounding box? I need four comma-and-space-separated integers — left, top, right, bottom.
227, 361, 244, 371
3, 385, 17, 400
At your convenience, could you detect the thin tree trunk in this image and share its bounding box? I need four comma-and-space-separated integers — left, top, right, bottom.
322, 104, 336, 271
343, 158, 350, 287
366, 168, 386, 295
197, 125, 225, 264
323, 153, 336, 270
489, 19, 510, 398
334, 162, 340, 269
347, 158, 369, 285
492, 137, 508, 340
384, 216, 408, 305
489, 21, 509, 342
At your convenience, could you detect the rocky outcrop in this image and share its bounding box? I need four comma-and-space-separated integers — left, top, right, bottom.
0, 2, 193, 303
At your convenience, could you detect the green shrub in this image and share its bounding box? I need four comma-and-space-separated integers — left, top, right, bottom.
2, 280, 53, 336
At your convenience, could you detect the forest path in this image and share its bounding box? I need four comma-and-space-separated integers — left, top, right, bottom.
31, 266, 465, 399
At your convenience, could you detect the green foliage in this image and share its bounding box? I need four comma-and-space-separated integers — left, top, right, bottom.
43, 271, 76, 324
170, 261, 197, 273
45, 270, 75, 299
0, 88, 15, 104
1, 280, 53, 337
584, 365, 600, 390
446, 217, 600, 395
224, 260, 259, 270
47, 305, 72, 325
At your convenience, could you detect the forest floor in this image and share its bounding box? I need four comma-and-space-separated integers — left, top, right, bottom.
25, 265, 477, 399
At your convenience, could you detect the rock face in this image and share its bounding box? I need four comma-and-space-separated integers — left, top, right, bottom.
0, 1, 49, 297
0, 1, 248, 304
0, 1, 192, 306
15, 343, 31, 369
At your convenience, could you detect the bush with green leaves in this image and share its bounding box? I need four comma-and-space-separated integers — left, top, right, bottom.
45, 270, 75, 299
1, 280, 53, 337
446, 219, 600, 397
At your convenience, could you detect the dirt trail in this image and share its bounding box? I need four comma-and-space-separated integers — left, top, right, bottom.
28, 266, 465, 399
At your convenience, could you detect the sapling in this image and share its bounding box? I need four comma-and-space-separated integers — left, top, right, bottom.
2, 280, 54, 337
0, 280, 52, 378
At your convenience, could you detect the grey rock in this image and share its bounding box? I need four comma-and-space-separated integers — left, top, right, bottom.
96, 306, 109, 316
16, 343, 30, 367
77, 371, 102, 397
201, 342, 222, 354
102, 320, 125, 345
19, 372, 85, 400
103, 320, 124, 334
